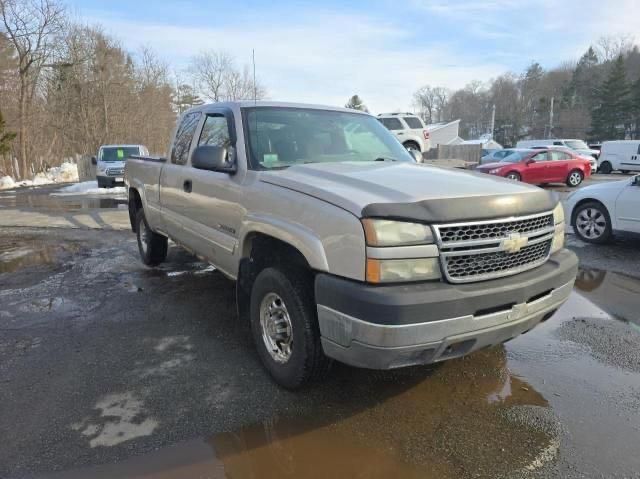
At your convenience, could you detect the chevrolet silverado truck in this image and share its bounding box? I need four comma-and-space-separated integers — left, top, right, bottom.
125, 101, 578, 389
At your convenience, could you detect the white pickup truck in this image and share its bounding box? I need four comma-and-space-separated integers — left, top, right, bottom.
125, 101, 578, 389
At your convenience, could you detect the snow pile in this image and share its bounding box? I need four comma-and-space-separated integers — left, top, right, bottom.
0, 161, 79, 190
0, 176, 15, 190
53, 180, 126, 196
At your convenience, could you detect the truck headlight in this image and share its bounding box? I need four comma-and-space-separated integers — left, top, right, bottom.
361, 219, 433, 246
361, 219, 441, 282
366, 258, 441, 283
551, 203, 565, 254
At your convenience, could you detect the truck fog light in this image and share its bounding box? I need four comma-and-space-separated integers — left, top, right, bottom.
366, 258, 441, 283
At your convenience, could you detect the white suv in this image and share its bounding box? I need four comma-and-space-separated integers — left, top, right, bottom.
378, 113, 431, 155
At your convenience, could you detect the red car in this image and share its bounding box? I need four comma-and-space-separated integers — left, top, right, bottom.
475, 148, 592, 187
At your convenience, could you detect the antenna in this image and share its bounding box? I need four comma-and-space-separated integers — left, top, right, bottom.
252, 49, 257, 105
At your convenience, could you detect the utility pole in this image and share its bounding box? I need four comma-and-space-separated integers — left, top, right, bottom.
548, 96, 554, 139
490, 104, 496, 139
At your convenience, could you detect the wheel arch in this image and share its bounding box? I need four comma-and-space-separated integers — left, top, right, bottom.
402, 139, 421, 151
128, 187, 143, 232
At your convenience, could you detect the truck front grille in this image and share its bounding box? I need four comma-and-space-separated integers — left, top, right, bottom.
106, 168, 124, 177
434, 212, 555, 283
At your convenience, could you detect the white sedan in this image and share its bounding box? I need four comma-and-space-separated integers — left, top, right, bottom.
566, 175, 640, 243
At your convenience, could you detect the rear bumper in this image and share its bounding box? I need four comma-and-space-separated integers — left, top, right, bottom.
315, 249, 578, 369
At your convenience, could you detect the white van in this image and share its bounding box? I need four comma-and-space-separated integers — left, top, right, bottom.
516, 139, 599, 159
91, 144, 148, 188
597, 140, 640, 174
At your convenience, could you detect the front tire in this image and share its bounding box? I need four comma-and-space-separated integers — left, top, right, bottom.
135, 209, 168, 266
505, 171, 521, 181
566, 169, 584, 187
250, 267, 330, 389
599, 161, 612, 174
573, 201, 612, 244
403, 142, 421, 155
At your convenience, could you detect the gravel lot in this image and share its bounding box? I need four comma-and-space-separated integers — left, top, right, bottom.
0, 179, 639, 479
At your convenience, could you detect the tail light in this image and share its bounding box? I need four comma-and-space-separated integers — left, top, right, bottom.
423, 130, 430, 140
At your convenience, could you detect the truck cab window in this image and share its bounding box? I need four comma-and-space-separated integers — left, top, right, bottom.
171, 112, 201, 165
198, 115, 231, 148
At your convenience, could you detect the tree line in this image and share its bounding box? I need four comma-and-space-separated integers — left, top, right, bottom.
413, 36, 640, 147
0, 0, 265, 180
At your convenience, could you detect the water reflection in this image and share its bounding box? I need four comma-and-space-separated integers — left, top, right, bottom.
43, 348, 553, 479
0, 237, 78, 273
574, 268, 640, 324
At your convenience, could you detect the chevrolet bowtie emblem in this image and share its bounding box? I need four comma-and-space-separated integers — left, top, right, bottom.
502, 232, 528, 254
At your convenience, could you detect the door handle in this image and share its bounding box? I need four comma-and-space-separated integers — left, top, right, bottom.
183, 180, 192, 193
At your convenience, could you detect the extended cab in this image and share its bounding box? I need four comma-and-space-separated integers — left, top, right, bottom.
125, 102, 578, 389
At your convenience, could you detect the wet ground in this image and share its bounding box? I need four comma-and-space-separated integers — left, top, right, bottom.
1, 181, 640, 478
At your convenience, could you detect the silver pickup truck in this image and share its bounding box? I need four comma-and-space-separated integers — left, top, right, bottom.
125, 101, 578, 389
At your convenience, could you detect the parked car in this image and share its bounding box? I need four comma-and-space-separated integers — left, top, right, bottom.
597, 140, 640, 174
480, 148, 519, 165
475, 148, 592, 187
531, 145, 597, 173
377, 113, 430, 155
566, 175, 640, 243
125, 101, 577, 389
516, 139, 599, 159
91, 144, 149, 188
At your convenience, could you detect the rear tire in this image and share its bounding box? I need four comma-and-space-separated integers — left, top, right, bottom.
566, 169, 584, 187
505, 171, 521, 181
572, 201, 612, 244
403, 141, 421, 155
250, 267, 331, 389
599, 161, 612, 174
135, 209, 168, 266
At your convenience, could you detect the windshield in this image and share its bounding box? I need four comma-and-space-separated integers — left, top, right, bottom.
565, 140, 589, 150
244, 107, 413, 169
500, 151, 532, 163
100, 146, 140, 162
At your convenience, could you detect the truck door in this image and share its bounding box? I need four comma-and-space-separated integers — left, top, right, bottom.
180, 111, 244, 278
159, 111, 202, 244
615, 179, 640, 233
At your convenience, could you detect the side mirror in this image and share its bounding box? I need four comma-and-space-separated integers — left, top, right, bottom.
91, 156, 97, 165
410, 149, 423, 163
525, 159, 535, 165
191, 145, 236, 173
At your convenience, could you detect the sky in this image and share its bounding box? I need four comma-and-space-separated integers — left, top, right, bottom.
65, 0, 639, 113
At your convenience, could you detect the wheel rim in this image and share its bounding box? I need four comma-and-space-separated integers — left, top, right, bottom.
569, 172, 582, 186
576, 207, 607, 239
507, 173, 519, 181
139, 220, 149, 255
259, 292, 293, 363
405, 144, 418, 153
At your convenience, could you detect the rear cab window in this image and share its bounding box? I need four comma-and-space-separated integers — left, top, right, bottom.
379, 117, 404, 130
171, 112, 201, 165
403, 117, 424, 129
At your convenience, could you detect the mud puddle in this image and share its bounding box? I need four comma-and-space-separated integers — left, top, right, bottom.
0, 185, 126, 211
574, 267, 640, 324
41, 348, 558, 479
0, 237, 80, 274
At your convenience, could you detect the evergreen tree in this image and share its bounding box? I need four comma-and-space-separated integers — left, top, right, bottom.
590, 55, 630, 140
631, 77, 640, 139
345, 95, 369, 112
563, 46, 600, 109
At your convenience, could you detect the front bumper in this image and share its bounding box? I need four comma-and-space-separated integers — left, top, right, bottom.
315, 249, 578, 369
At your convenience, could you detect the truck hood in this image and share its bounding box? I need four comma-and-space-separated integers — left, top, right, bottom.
260, 162, 558, 223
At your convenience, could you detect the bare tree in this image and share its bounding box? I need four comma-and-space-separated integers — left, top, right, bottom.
0, 0, 65, 178
190, 50, 233, 102
595, 34, 635, 62
188, 49, 266, 102
413, 85, 437, 124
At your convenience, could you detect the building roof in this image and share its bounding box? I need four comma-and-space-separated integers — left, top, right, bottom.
425, 119, 460, 132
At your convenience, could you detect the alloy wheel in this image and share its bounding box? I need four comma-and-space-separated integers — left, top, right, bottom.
576, 207, 607, 240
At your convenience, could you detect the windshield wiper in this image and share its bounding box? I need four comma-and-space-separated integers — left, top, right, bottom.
374, 157, 398, 162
